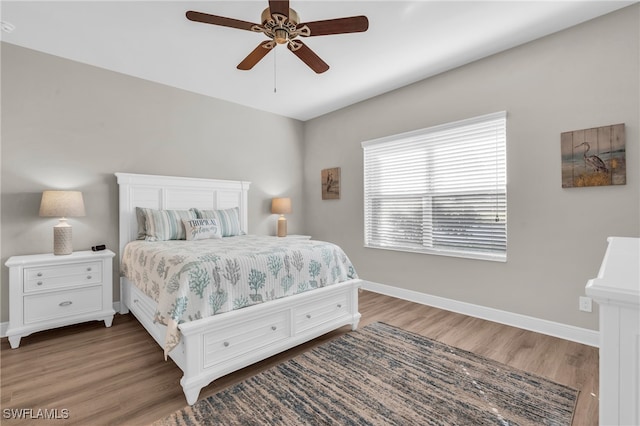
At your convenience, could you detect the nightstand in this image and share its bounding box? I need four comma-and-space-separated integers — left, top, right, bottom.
5, 250, 116, 348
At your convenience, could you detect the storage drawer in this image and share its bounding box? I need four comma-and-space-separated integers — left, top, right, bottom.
24, 262, 102, 292
294, 290, 350, 333
128, 282, 157, 322
203, 310, 290, 368
24, 286, 102, 324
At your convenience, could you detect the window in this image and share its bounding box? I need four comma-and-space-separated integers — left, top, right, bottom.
362, 112, 507, 262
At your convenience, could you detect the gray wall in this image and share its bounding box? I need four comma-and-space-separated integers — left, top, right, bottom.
1, 43, 305, 321
303, 5, 639, 330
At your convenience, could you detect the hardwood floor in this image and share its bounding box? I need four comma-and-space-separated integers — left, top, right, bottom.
1, 290, 598, 425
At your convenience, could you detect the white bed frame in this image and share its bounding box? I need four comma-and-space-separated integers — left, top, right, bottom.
115, 173, 361, 405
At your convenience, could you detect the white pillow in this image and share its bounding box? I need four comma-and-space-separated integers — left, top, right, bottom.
182, 218, 222, 241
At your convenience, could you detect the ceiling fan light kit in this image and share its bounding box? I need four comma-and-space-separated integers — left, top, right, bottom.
186, 1, 368, 74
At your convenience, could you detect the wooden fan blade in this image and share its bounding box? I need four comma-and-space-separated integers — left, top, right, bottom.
186, 11, 258, 31
237, 41, 275, 70
299, 16, 369, 36
269, 0, 289, 19
288, 41, 329, 74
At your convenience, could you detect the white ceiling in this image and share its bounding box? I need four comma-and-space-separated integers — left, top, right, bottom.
1, 1, 635, 121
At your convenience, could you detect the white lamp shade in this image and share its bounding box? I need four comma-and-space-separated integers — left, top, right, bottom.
39, 190, 85, 255
39, 191, 86, 218
271, 197, 292, 215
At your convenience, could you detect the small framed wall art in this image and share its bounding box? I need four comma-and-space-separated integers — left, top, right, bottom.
321, 167, 340, 200
561, 123, 626, 188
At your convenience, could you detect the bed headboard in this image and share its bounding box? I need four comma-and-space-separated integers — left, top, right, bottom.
115, 173, 251, 257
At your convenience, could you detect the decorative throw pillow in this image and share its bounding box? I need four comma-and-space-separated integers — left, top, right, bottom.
135, 207, 148, 240
141, 208, 197, 241
193, 207, 243, 237
182, 218, 222, 241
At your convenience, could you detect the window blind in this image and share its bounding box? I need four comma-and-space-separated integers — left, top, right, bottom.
362, 111, 507, 262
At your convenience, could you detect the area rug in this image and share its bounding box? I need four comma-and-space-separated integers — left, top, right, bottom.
154, 322, 578, 425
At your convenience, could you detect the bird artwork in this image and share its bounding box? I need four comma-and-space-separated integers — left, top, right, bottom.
575, 142, 609, 173
321, 167, 340, 199
561, 124, 625, 188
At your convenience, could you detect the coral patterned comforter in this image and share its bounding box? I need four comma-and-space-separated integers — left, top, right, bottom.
121, 235, 358, 355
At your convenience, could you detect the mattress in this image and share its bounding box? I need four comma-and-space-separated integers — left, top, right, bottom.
121, 235, 358, 354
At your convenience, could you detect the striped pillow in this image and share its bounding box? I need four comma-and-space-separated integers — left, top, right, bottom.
140, 208, 197, 241
194, 207, 243, 237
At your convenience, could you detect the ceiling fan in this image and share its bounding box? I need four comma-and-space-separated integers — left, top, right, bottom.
186, 0, 369, 74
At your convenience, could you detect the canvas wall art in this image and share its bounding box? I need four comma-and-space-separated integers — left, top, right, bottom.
561, 123, 626, 188
321, 167, 340, 200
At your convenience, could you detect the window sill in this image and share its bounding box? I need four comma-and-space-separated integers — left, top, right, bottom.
364, 243, 507, 263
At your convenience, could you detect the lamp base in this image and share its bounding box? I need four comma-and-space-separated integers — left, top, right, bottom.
277, 216, 287, 237
53, 219, 73, 255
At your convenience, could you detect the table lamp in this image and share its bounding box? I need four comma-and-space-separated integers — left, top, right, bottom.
271, 197, 292, 237
39, 190, 86, 255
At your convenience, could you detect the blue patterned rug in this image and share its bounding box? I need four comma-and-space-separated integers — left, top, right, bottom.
155, 322, 578, 425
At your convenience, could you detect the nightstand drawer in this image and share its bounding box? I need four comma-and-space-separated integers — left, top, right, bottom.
24, 286, 103, 324
24, 262, 102, 292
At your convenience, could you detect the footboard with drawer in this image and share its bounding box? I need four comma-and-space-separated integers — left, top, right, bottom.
122, 276, 361, 404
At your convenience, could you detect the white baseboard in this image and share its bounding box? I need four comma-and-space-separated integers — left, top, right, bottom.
362, 280, 600, 347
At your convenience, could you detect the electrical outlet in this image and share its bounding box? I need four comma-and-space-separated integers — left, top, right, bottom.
579, 296, 592, 312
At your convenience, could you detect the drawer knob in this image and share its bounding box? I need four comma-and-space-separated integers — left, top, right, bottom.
223, 341, 230, 347
337, 304, 342, 308
37, 281, 43, 286
306, 314, 311, 319
37, 272, 43, 277
59, 301, 73, 307
87, 267, 92, 272
87, 275, 92, 279
271, 325, 277, 331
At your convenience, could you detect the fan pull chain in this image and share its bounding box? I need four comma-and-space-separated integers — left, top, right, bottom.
273, 47, 277, 93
